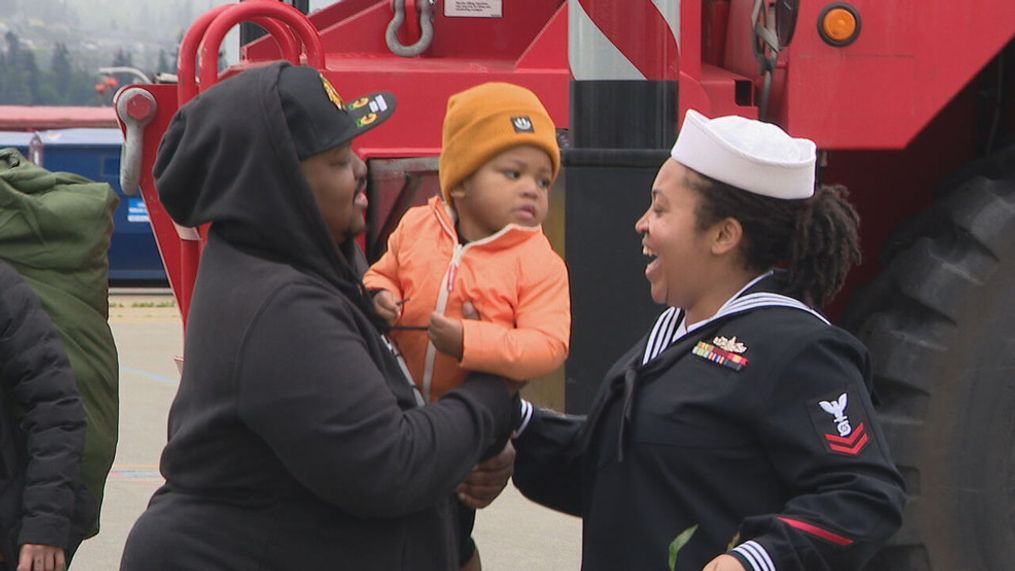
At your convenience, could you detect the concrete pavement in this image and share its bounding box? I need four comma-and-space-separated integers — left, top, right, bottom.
70, 295, 580, 570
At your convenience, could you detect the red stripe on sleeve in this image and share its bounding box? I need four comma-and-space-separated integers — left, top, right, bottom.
777, 516, 854, 546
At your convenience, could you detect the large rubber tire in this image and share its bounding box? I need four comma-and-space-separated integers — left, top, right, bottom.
845, 149, 1015, 570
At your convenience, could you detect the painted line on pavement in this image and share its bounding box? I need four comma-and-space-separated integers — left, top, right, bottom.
107, 464, 163, 482
120, 365, 179, 386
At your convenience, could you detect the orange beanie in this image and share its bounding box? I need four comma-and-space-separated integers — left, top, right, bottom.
439, 82, 561, 204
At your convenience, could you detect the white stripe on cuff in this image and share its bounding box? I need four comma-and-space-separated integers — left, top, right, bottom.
733, 545, 764, 571
513, 399, 534, 439
734, 543, 763, 571
733, 541, 775, 571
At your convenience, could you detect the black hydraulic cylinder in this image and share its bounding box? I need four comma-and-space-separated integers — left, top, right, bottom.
563, 79, 678, 414
570, 81, 678, 149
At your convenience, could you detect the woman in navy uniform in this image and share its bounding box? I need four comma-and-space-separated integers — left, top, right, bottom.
510, 110, 906, 571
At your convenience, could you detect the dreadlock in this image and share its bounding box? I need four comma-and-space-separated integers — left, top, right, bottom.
687, 170, 861, 308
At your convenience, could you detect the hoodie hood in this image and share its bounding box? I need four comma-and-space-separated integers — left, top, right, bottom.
153, 61, 359, 290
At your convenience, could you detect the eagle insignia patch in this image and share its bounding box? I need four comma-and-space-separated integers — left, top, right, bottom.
809, 390, 872, 456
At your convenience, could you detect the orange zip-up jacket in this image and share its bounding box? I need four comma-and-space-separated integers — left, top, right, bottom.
364, 196, 570, 401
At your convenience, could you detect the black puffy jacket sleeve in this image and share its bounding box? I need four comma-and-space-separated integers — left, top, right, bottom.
0, 262, 87, 549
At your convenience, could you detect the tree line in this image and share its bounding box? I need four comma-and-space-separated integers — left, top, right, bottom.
0, 31, 171, 106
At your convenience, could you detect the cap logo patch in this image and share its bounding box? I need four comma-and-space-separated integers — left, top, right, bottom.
356, 112, 378, 127
369, 95, 388, 113
810, 391, 871, 456
511, 116, 534, 133
319, 74, 344, 110
348, 97, 370, 110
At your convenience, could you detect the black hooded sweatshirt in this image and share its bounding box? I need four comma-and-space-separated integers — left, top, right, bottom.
119, 62, 517, 571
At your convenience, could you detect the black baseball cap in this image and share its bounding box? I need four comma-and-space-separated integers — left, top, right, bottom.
278, 65, 396, 160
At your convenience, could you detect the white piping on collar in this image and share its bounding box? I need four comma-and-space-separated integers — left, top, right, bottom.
437, 199, 542, 244
698, 270, 774, 329
642, 271, 828, 364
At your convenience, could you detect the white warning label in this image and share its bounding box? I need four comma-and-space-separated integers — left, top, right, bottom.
445, 0, 502, 18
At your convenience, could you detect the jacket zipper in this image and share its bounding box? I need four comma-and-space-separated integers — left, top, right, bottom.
420, 201, 539, 401
421, 243, 465, 401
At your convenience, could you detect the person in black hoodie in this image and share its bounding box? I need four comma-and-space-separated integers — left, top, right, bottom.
0, 260, 95, 571
119, 62, 519, 571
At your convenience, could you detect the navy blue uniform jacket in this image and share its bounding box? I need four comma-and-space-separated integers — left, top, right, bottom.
514, 276, 906, 571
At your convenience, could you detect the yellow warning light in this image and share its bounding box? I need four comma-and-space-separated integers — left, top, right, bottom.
819, 4, 861, 46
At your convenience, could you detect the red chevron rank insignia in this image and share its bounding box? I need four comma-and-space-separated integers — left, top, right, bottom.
824, 422, 870, 456
809, 390, 873, 457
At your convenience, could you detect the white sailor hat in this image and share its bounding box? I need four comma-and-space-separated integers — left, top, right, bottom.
671, 109, 816, 199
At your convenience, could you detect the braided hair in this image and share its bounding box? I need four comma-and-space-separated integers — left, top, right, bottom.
686, 170, 861, 308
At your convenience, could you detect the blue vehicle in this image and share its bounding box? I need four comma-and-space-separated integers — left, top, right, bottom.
34, 128, 166, 283
0, 131, 35, 157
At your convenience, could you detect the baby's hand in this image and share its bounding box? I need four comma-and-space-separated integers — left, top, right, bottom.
429, 312, 464, 360
374, 290, 401, 325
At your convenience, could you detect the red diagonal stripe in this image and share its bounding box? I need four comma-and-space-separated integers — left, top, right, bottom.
578, 0, 680, 80
778, 517, 855, 546
824, 422, 866, 445
828, 433, 870, 456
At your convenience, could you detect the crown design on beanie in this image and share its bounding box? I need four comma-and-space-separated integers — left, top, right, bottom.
512, 116, 534, 132
439, 82, 561, 205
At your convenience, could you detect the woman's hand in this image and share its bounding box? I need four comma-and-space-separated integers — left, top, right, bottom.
373, 290, 401, 325
456, 442, 516, 509
702, 554, 746, 571
18, 544, 66, 571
